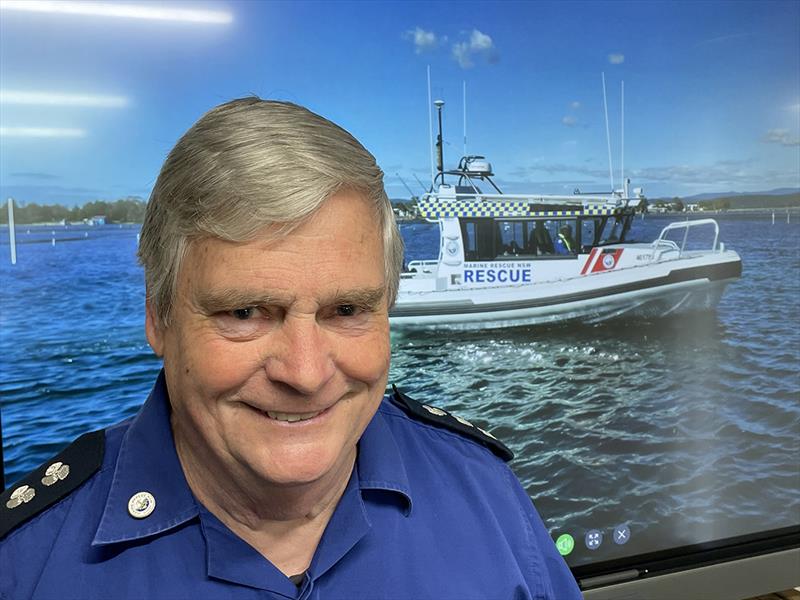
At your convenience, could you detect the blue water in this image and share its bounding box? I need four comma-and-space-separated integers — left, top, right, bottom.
1, 214, 798, 568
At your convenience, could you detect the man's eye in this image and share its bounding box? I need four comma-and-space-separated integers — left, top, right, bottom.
336, 304, 358, 317
231, 307, 256, 320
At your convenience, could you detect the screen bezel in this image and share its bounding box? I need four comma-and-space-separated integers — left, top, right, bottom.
572, 524, 800, 590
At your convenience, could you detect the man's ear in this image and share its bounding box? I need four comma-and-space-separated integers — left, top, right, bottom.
145, 299, 165, 357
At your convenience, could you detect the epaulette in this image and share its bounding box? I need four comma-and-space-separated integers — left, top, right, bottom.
0, 429, 105, 539
390, 385, 514, 462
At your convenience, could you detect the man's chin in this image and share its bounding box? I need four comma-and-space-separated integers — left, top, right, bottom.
245, 448, 354, 488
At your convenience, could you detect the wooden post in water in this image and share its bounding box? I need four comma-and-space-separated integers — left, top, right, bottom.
7, 198, 17, 265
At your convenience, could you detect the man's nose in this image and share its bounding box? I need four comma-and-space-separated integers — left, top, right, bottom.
263, 315, 336, 395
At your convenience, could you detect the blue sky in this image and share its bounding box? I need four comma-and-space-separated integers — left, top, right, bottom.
1, 0, 798, 205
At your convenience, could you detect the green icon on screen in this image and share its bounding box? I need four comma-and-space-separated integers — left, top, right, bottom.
555, 533, 575, 556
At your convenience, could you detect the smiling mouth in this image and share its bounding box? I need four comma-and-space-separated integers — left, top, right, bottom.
264, 409, 324, 423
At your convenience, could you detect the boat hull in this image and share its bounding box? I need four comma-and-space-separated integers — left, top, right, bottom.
390, 254, 741, 330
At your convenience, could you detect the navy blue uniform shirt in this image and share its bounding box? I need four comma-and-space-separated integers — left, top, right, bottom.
1, 374, 582, 599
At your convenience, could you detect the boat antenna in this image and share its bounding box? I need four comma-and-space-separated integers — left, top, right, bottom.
621, 80, 626, 197
463, 80, 467, 157
427, 65, 435, 188
602, 72, 614, 193
435, 99, 445, 183
396, 172, 418, 201
412, 172, 427, 194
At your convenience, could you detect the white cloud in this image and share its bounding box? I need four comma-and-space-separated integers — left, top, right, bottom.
763, 128, 800, 147
561, 115, 577, 127
451, 29, 496, 69
570, 101, 581, 110
452, 42, 473, 68
608, 53, 625, 64
469, 29, 493, 51
404, 27, 439, 54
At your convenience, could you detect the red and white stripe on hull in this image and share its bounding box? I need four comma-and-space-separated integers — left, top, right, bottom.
581, 248, 624, 275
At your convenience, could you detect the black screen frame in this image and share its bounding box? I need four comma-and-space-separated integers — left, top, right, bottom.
572, 524, 800, 591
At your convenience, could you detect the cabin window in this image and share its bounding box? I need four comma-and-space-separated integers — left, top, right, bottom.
526, 221, 554, 255
462, 217, 581, 260
461, 219, 495, 261
595, 215, 631, 244
547, 219, 578, 255
603, 217, 622, 243
497, 221, 526, 256
582, 219, 598, 251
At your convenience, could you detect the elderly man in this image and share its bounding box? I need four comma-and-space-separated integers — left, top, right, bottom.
0, 99, 582, 599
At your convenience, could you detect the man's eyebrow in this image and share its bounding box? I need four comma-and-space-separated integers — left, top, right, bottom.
326, 287, 386, 307
193, 289, 288, 313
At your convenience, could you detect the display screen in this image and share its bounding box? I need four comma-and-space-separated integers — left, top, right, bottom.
1, 0, 798, 585
392, 214, 800, 571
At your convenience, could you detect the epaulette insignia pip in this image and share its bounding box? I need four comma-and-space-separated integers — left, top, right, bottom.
391, 385, 514, 462
0, 429, 105, 539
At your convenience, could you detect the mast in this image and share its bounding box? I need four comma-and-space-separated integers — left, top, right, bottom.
427, 65, 435, 188
621, 80, 627, 197
602, 72, 614, 193
463, 80, 467, 157
435, 99, 445, 182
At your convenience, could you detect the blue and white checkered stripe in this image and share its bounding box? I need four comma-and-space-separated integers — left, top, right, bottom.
418, 199, 616, 219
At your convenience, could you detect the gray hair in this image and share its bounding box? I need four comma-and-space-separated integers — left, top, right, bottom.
138, 97, 403, 325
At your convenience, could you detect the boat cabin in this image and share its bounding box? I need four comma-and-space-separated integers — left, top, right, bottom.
417, 184, 641, 264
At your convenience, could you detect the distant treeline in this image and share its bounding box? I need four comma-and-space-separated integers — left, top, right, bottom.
651, 193, 800, 211
0, 197, 147, 225
700, 193, 800, 210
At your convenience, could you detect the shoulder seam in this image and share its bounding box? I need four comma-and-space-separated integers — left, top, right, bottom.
379, 405, 507, 463
386, 386, 514, 461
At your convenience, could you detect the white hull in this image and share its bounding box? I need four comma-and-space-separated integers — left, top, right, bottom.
390, 247, 741, 330
392, 278, 734, 330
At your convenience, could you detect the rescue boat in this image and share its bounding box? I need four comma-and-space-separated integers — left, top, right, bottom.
390, 154, 742, 330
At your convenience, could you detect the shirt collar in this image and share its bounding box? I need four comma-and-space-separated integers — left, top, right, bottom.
90, 380, 414, 586
357, 403, 413, 515
92, 371, 198, 546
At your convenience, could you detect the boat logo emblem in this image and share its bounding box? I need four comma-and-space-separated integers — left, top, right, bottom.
602, 254, 616, 269
6, 485, 36, 509
128, 491, 157, 519
41, 461, 70, 486
446, 240, 459, 256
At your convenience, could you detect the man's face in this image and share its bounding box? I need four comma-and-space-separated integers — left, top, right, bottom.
146, 192, 390, 487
